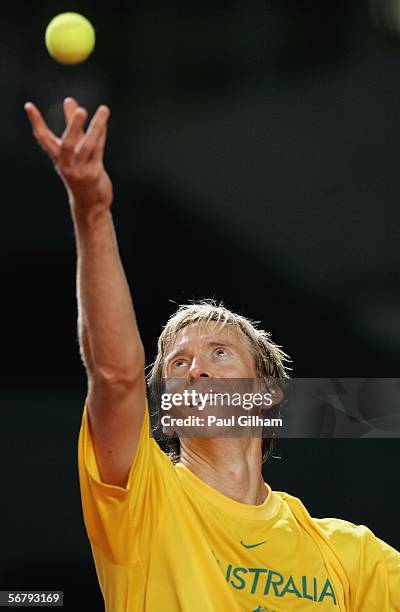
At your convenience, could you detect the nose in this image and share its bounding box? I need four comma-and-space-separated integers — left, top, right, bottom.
187, 359, 212, 382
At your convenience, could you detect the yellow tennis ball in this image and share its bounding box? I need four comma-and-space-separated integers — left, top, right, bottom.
45, 12, 95, 65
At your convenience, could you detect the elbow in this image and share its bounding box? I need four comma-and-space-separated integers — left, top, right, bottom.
89, 351, 145, 391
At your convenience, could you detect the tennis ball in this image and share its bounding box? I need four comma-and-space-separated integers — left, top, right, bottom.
45, 13, 95, 65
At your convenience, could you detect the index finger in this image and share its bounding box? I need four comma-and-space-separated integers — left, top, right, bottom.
63, 97, 79, 123
75, 105, 110, 163
24, 102, 60, 160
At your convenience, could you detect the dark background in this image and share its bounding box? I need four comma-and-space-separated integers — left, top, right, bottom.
1, 0, 400, 609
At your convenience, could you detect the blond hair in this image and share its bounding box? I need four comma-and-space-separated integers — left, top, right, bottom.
147, 300, 291, 462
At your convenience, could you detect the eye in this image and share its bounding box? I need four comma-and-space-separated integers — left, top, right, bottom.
172, 358, 188, 370
214, 347, 228, 358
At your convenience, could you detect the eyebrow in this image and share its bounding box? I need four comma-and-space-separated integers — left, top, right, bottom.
165, 339, 238, 364
208, 340, 237, 349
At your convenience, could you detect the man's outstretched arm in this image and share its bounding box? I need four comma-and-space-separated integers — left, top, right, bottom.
25, 97, 146, 487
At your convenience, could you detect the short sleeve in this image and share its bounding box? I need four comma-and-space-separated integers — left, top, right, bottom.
345, 524, 399, 611
78, 401, 173, 565
314, 517, 400, 610
375, 535, 400, 611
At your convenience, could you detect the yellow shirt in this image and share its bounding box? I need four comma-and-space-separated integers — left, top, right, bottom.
78, 404, 400, 611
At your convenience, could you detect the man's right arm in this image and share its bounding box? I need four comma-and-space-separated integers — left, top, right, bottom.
75, 207, 146, 487
25, 97, 146, 487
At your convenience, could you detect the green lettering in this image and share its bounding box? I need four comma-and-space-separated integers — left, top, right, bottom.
280, 575, 301, 598
318, 578, 337, 605
230, 567, 248, 590
248, 568, 268, 594
301, 576, 314, 601
211, 549, 220, 565
264, 570, 284, 596
225, 564, 232, 582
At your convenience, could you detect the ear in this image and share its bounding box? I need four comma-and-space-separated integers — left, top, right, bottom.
266, 380, 284, 407
251, 377, 284, 409
162, 422, 176, 438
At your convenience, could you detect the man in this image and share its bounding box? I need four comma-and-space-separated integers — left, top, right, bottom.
25, 99, 399, 611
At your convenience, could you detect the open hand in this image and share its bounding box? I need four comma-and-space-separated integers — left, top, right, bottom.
25, 97, 113, 215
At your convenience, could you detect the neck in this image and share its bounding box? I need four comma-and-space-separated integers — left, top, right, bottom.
178, 437, 268, 505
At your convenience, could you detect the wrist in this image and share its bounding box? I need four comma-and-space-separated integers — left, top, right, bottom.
71, 204, 112, 232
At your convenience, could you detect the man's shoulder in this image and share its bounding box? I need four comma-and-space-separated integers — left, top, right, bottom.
313, 516, 373, 550
274, 490, 375, 551
274, 490, 399, 601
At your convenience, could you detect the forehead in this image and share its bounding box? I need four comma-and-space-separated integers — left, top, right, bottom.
164, 322, 249, 355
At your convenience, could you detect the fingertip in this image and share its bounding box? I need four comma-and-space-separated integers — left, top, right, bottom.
24, 102, 37, 119
64, 96, 77, 105
100, 104, 110, 117
76, 107, 88, 118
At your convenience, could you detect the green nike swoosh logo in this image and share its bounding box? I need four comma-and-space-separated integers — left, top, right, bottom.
240, 539, 268, 549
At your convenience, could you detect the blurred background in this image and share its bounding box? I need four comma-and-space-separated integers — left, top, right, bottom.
1, 0, 400, 608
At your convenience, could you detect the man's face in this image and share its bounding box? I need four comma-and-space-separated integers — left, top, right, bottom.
160, 324, 272, 439
163, 323, 257, 380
